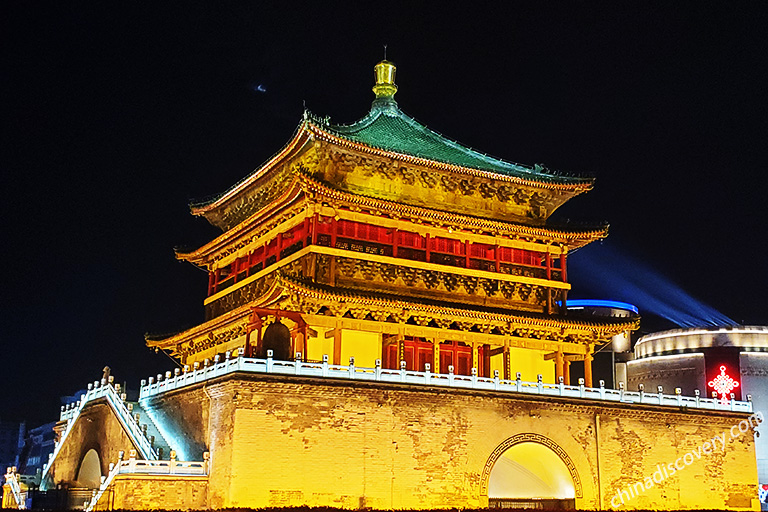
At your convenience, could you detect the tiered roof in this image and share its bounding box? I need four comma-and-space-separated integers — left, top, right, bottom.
192, 60, 594, 229
177, 172, 608, 269
310, 98, 590, 186
149, 60, 637, 360
147, 271, 638, 357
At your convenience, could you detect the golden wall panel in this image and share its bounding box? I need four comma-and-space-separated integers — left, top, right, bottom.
200, 376, 758, 510
312, 143, 576, 224
97, 475, 208, 511
64, 375, 758, 510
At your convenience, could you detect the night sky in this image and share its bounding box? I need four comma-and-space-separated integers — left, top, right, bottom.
3, 3, 767, 425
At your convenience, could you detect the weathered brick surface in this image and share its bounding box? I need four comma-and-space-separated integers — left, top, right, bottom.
198, 374, 759, 510
54, 376, 759, 510
94, 475, 207, 510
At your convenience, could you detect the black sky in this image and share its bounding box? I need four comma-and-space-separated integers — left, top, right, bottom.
3, 3, 767, 425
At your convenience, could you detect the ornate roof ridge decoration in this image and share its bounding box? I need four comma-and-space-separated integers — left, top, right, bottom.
303, 119, 593, 191
299, 174, 609, 241
275, 273, 638, 334
303, 59, 590, 187
189, 61, 595, 220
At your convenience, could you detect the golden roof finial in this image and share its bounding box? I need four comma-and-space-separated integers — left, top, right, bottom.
373, 51, 397, 99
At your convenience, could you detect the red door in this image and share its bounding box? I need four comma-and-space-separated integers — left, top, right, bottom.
439, 340, 473, 376
382, 337, 434, 371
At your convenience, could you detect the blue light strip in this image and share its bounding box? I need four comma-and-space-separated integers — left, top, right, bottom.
564, 299, 639, 314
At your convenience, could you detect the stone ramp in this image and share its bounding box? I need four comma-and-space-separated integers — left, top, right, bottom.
129, 402, 173, 459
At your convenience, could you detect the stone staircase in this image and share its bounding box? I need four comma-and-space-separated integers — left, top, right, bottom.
128, 402, 173, 459
42, 378, 178, 490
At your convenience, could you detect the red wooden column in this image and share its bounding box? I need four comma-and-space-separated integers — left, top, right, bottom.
560, 250, 568, 283
584, 351, 594, 387
482, 344, 491, 378
247, 251, 256, 276
555, 350, 564, 383
495, 245, 500, 272
261, 243, 267, 269
330, 217, 338, 248
560, 247, 568, 313
425, 233, 431, 262
292, 328, 306, 360
256, 320, 262, 356
546, 251, 553, 314
392, 228, 399, 257
333, 320, 342, 365
464, 240, 470, 268
311, 214, 318, 245
302, 216, 310, 246
207, 271, 215, 296
245, 311, 263, 358
546, 248, 552, 280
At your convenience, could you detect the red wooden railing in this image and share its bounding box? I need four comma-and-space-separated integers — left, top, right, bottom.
207, 214, 566, 296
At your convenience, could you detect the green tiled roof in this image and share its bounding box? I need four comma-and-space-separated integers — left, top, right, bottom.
311, 99, 591, 185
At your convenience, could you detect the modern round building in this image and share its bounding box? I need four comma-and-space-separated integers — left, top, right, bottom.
566, 299, 638, 353
627, 326, 768, 492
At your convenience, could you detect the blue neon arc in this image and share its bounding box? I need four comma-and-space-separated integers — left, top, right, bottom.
568, 243, 735, 328
565, 299, 639, 314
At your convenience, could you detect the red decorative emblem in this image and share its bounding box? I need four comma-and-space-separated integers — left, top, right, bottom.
708, 365, 739, 403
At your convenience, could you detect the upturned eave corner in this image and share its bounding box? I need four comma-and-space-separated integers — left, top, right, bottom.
187, 123, 316, 227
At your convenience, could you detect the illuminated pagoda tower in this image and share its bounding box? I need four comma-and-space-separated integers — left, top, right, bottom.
24, 61, 759, 512
148, 60, 636, 386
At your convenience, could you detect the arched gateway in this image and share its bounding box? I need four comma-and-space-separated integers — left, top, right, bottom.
481, 433, 582, 509
76, 449, 102, 488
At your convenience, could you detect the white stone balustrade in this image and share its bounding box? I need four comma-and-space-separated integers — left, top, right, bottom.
45, 350, 753, 498
137, 351, 752, 413
43, 377, 163, 489
83, 450, 208, 512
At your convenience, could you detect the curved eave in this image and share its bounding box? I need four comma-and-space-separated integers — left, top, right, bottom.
145, 307, 253, 352
190, 123, 315, 217
301, 174, 608, 247
177, 172, 607, 268
146, 279, 288, 354
177, 176, 307, 266
306, 121, 594, 193
277, 274, 639, 337
148, 271, 638, 355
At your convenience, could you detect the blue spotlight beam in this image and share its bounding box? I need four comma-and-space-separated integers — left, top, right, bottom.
569, 243, 736, 328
